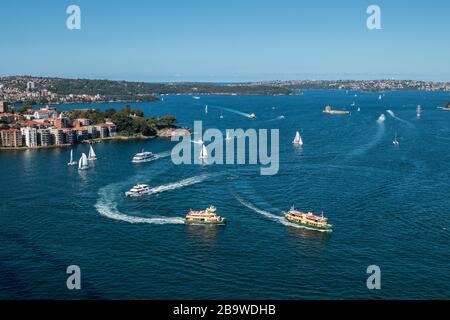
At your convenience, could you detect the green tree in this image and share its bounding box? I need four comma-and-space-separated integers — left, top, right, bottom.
111, 112, 133, 135
131, 109, 144, 117
146, 117, 158, 129
158, 115, 178, 127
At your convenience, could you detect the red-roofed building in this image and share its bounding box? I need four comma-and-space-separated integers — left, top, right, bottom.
33, 108, 58, 119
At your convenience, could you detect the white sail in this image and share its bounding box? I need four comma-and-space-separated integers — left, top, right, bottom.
83, 153, 88, 166
393, 132, 399, 145
79, 153, 89, 170
88, 145, 97, 160
205, 105, 208, 114
68, 149, 76, 165
199, 144, 208, 159
293, 131, 303, 145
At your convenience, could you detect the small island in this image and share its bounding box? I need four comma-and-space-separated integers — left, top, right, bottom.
0, 103, 189, 149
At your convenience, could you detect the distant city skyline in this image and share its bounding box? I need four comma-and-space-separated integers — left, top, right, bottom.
1, 0, 450, 82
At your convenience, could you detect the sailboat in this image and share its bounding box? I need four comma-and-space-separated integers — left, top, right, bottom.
393, 132, 399, 145
67, 149, 77, 166
88, 145, 97, 161
205, 105, 208, 114
219, 111, 223, 119
351, 101, 356, 107
292, 131, 303, 146
357, 107, 361, 112
378, 94, 382, 100
78, 153, 89, 170
416, 105, 422, 118
199, 143, 208, 159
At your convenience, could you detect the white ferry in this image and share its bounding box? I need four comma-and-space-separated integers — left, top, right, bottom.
125, 184, 151, 197
132, 150, 156, 163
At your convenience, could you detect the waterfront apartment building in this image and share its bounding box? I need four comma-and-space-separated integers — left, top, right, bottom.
37, 128, 52, 146
0, 129, 23, 147
0, 101, 10, 113
86, 126, 100, 139
21, 127, 38, 147
95, 123, 117, 138
50, 128, 64, 145
64, 129, 77, 145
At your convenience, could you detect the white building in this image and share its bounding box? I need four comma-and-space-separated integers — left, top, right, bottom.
34, 107, 58, 119
21, 127, 38, 147
50, 128, 64, 145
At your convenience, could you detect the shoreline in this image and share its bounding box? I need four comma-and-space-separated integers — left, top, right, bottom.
0, 127, 191, 151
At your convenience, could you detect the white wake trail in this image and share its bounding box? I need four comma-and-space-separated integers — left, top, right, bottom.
203, 104, 253, 118
386, 110, 414, 127
234, 194, 302, 228
346, 121, 385, 159
95, 188, 185, 224
95, 174, 212, 225
148, 174, 210, 195
261, 115, 286, 123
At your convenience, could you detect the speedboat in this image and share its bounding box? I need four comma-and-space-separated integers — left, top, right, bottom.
249, 113, 256, 119
132, 150, 156, 163
125, 184, 151, 197
378, 114, 386, 122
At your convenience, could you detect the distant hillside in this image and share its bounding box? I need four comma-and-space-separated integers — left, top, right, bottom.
1, 76, 294, 96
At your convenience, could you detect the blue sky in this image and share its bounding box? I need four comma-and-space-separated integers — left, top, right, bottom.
1, 0, 449, 82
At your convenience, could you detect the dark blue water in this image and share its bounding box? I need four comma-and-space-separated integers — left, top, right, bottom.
1, 91, 450, 299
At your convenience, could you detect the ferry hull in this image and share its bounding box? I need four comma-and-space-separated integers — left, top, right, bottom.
185, 220, 226, 225
285, 216, 333, 232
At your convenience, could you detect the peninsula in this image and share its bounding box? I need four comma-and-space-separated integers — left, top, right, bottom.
0, 103, 187, 149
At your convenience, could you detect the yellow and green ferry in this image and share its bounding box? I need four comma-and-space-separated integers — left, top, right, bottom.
185, 205, 226, 225
285, 206, 333, 232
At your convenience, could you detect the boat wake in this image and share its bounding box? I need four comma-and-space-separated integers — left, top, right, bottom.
234, 193, 314, 230
201, 104, 253, 119
95, 173, 212, 225
147, 174, 211, 195
386, 110, 414, 128
261, 115, 286, 122
95, 192, 185, 224
154, 151, 171, 160
346, 121, 385, 159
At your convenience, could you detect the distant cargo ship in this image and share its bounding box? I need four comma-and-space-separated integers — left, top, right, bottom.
323, 105, 350, 115
285, 206, 333, 232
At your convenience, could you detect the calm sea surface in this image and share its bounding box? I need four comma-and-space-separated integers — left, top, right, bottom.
1, 90, 449, 299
